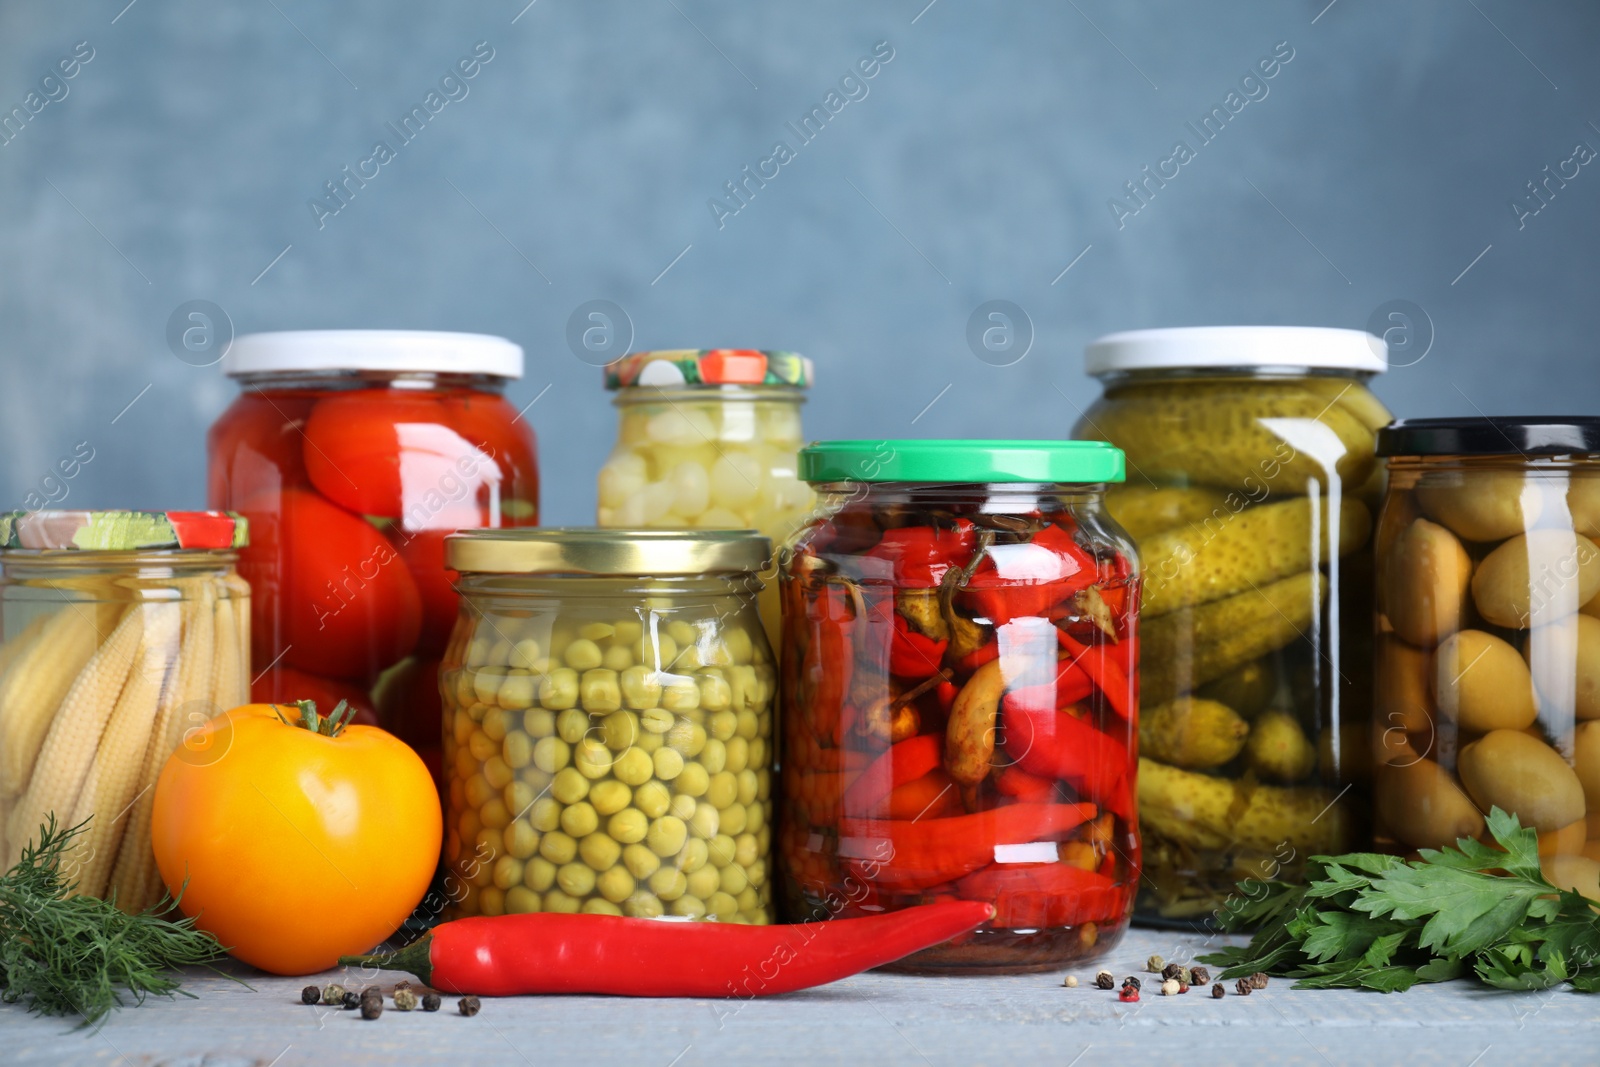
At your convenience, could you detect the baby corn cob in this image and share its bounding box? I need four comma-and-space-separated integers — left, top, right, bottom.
0, 611, 52, 678
0, 603, 121, 798
4, 606, 143, 869
109, 587, 215, 911
68, 602, 181, 898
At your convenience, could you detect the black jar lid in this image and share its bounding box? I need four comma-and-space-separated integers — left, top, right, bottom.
1377, 417, 1600, 457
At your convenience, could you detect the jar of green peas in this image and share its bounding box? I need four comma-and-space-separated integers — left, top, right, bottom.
440, 528, 775, 923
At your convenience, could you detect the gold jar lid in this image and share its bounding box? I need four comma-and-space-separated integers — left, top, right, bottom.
446, 528, 771, 576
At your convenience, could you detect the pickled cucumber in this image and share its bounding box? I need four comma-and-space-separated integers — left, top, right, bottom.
1243, 710, 1317, 783
1138, 697, 1248, 769
1105, 486, 1230, 542
1141, 572, 1326, 704
1194, 657, 1276, 718
1141, 497, 1369, 617
1137, 757, 1352, 854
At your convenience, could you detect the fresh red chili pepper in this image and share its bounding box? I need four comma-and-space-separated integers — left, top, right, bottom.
841, 801, 1098, 890
888, 614, 948, 678
962, 523, 1097, 625
840, 733, 943, 814
1003, 702, 1128, 799
1055, 629, 1135, 721
341, 901, 994, 997
863, 520, 976, 586
955, 861, 1123, 928
995, 764, 1057, 802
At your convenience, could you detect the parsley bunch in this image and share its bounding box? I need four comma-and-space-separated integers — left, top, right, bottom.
0, 815, 231, 1025
1199, 808, 1600, 993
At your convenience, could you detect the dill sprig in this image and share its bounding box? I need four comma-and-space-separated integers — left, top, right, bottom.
0, 814, 230, 1026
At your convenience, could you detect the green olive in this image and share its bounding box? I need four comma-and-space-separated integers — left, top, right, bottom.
602, 644, 634, 672
580, 831, 622, 871
736, 886, 760, 913
744, 802, 766, 834
634, 780, 671, 819
539, 830, 577, 865
735, 708, 759, 739
556, 861, 597, 897
1459, 729, 1586, 831
596, 865, 635, 904
1431, 630, 1538, 731
747, 738, 767, 769
1574, 721, 1600, 809
1384, 518, 1473, 647
474, 827, 503, 860
1527, 613, 1600, 721
589, 779, 632, 816
550, 767, 590, 805
451, 708, 474, 746
523, 856, 556, 892
708, 710, 738, 742
622, 843, 661, 880
678, 837, 709, 874
725, 627, 753, 665
1417, 470, 1542, 543
608, 807, 649, 844
1472, 531, 1600, 629
745, 860, 767, 888
560, 801, 600, 838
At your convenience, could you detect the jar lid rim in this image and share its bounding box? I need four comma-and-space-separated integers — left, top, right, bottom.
225, 330, 522, 379
604, 349, 812, 390
800, 440, 1125, 484
447, 527, 771, 575
1377, 416, 1600, 457
0, 511, 248, 551
1085, 326, 1387, 376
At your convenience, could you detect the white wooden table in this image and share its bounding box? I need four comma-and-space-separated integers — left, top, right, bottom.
7, 926, 1597, 1066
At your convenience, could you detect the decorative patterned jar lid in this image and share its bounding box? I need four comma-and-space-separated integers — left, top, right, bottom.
604, 349, 813, 389
0, 511, 249, 551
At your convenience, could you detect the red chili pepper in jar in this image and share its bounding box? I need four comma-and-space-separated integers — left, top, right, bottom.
803, 586, 855, 745
1002, 702, 1128, 799
961, 523, 1097, 625
955, 862, 1124, 929
1055, 629, 1135, 722
889, 614, 948, 678
840, 801, 1098, 891
341, 901, 995, 997
863, 521, 977, 586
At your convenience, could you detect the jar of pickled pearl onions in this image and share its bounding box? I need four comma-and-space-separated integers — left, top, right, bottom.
596, 350, 814, 648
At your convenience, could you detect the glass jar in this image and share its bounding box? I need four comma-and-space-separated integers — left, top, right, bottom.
440, 528, 776, 923
1373, 418, 1600, 896
779, 441, 1139, 974
209, 331, 540, 775
0, 510, 249, 912
1077, 327, 1390, 927
595, 349, 814, 649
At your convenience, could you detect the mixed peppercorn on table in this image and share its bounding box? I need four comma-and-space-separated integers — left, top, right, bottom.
8, 927, 1596, 1066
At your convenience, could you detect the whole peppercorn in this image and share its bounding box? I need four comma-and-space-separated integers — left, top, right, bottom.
341, 991, 359, 1010
360, 997, 383, 1020
1190, 966, 1211, 987
1146, 954, 1165, 973
300, 985, 321, 1006
1161, 962, 1185, 982
1123, 976, 1142, 991
1160, 978, 1180, 996
422, 993, 442, 1012
360, 988, 382, 1004
1235, 978, 1253, 996
458, 995, 482, 1017
1062, 975, 1079, 988
393, 988, 419, 1012
1249, 972, 1270, 990
320, 984, 346, 1006
1118, 986, 1140, 1003
1212, 983, 1226, 999
1094, 970, 1115, 990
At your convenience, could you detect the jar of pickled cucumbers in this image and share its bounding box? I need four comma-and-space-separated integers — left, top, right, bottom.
596, 349, 813, 648
440, 528, 776, 923
1372, 417, 1600, 898
1077, 327, 1391, 927
780, 441, 1140, 974
0, 510, 250, 912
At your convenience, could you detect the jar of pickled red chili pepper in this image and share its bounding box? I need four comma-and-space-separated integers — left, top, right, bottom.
779, 441, 1139, 974
441, 529, 776, 923
596, 349, 814, 649
210, 331, 539, 773
1372, 418, 1600, 898
1078, 327, 1389, 927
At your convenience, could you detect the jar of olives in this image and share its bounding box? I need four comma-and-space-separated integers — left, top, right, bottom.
440, 528, 776, 923
1373, 418, 1600, 898
596, 349, 814, 649
1076, 327, 1391, 926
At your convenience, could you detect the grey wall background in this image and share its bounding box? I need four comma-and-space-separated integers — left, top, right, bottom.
1, 0, 1597, 524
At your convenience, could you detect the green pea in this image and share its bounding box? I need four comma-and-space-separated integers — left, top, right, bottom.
737, 886, 760, 913
624, 889, 664, 918
620, 666, 662, 711
540, 830, 577, 865
720, 863, 749, 895
563, 638, 603, 671
556, 707, 589, 744
479, 886, 506, 917
735, 708, 759, 739
661, 680, 700, 713
698, 670, 732, 712
689, 800, 720, 840
708, 833, 737, 868
700, 739, 727, 776
746, 802, 766, 833
556, 861, 596, 897
465, 636, 493, 667
653, 748, 685, 781
677, 837, 709, 874
640, 707, 674, 735
475, 827, 504, 860
544, 889, 581, 914
707, 891, 740, 919
478, 798, 510, 830
637, 731, 664, 754
674, 763, 710, 799
482, 707, 512, 742
452, 708, 475, 746
596, 865, 635, 904
464, 773, 495, 809
648, 867, 688, 901
613, 748, 654, 787
468, 729, 498, 762
483, 756, 513, 791
533, 736, 571, 774
647, 815, 688, 857
580, 831, 622, 871
719, 802, 747, 836
709, 710, 738, 742
505, 821, 540, 859
497, 672, 538, 710
508, 637, 544, 671
560, 801, 599, 838
578, 622, 615, 642
608, 808, 648, 845
670, 895, 708, 919
686, 865, 720, 901
669, 793, 697, 821
632, 633, 677, 670
540, 668, 580, 710
622, 843, 661, 880
523, 707, 556, 738
600, 710, 640, 751
453, 746, 478, 782
505, 886, 541, 914
612, 619, 643, 646
583, 898, 623, 917
574, 738, 614, 780
504, 780, 536, 818
756, 825, 770, 855
589, 779, 631, 817
457, 808, 481, 843
633, 781, 671, 819
725, 628, 754, 666
523, 856, 556, 892
503, 731, 533, 769
581, 668, 622, 713
706, 770, 738, 810
746, 861, 767, 888
734, 833, 758, 868
550, 767, 590, 805
665, 620, 698, 647
530, 797, 562, 832
602, 644, 634, 673
472, 666, 509, 705
492, 856, 523, 890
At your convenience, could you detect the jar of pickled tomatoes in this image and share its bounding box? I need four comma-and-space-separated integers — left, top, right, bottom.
779, 440, 1140, 973
209, 331, 539, 773
595, 349, 813, 648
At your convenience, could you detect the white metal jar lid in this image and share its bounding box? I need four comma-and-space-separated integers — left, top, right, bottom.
1084, 326, 1387, 377
223, 330, 523, 379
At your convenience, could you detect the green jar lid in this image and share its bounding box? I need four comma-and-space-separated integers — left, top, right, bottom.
799, 440, 1125, 485
0, 510, 248, 551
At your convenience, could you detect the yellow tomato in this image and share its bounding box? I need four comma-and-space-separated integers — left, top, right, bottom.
151, 702, 441, 975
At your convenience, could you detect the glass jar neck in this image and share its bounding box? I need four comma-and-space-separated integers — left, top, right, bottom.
810, 482, 1108, 511
2, 549, 238, 582
1099, 366, 1373, 389
1386, 454, 1595, 473
456, 572, 763, 602
231, 370, 507, 394
611, 385, 805, 408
